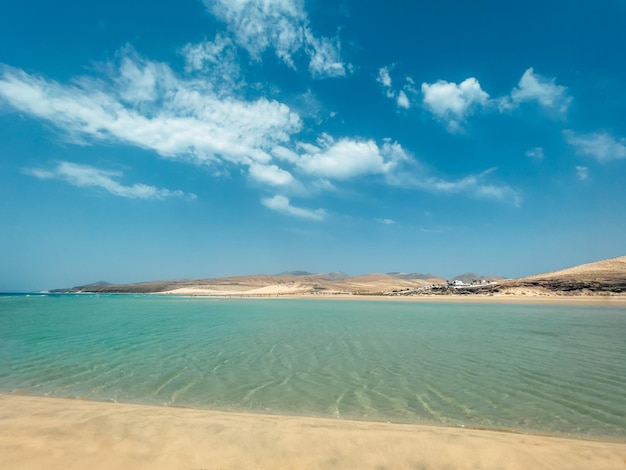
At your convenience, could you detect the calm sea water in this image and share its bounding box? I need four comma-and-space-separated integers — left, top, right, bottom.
1, 294, 625, 439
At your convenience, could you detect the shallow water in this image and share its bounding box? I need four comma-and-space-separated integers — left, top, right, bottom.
1, 294, 625, 439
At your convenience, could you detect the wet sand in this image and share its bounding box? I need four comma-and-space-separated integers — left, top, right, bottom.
1, 394, 625, 470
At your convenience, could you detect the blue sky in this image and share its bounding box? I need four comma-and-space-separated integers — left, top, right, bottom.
1, 0, 625, 291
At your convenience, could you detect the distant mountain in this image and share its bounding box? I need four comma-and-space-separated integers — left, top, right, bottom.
452, 273, 506, 283
387, 272, 441, 281
51, 281, 112, 292
327, 271, 350, 280
276, 271, 315, 277
272, 270, 352, 280
85, 281, 113, 287
52, 279, 179, 294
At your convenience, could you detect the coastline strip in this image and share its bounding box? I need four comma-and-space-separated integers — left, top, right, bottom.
160, 291, 626, 307
1, 394, 625, 469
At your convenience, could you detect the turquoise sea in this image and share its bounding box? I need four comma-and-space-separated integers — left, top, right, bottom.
1, 294, 625, 439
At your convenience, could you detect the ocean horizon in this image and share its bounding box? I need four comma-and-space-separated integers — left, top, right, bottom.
1, 294, 625, 440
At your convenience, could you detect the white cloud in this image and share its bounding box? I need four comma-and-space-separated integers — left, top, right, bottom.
297, 136, 409, 180
525, 147, 544, 159
283, 134, 519, 205
305, 32, 347, 78
396, 90, 410, 109
249, 163, 295, 186
377, 66, 413, 109
116, 56, 159, 103
576, 166, 589, 181
0, 48, 522, 218
205, 0, 301, 63
564, 130, 626, 162
421, 77, 489, 131
0, 58, 301, 169
419, 69, 569, 129
25, 161, 192, 200
261, 195, 326, 220
394, 168, 521, 206
180, 34, 242, 91
376, 218, 395, 225
377, 66, 392, 89
294, 141, 317, 154
204, 0, 348, 78
501, 68, 571, 114
182, 33, 234, 72
271, 145, 299, 163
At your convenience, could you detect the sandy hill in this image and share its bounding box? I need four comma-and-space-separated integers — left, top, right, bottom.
52, 256, 626, 297
474, 255, 626, 296
54, 272, 446, 296
158, 273, 446, 296
521, 256, 626, 282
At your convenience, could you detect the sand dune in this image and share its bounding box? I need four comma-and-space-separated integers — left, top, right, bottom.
1, 395, 625, 470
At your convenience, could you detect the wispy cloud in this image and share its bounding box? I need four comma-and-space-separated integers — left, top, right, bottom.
418, 226, 448, 234
576, 165, 589, 181
377, 66, 392, 91
499, 68, 571, 114
396, 90, 410, 109
0, 44, 522, 219
0, 57, 301, 168
25, 161, 193, 200
204, 0, 349, 78
376, 218, 395, 225
393, 167, 522, 206
180, 34, 242, 92
421, 77, 489, 132
305, 31, 347, 78
377, 66, 413, 110
261, 195, 326, 220
292, 136, 520, 204
564, 130, 626, 162
249, 163, 296, 187
525, 147, 544, 160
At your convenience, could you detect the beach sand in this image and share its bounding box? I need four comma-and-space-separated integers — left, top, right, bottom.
1, 395, 625, 469
162, 289, 626, 307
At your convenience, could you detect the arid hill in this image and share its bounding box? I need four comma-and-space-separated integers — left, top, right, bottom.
463, 256, 626, 297
521, 256, 626, 282
54, 272, 446, 296
52, 255, 626, 297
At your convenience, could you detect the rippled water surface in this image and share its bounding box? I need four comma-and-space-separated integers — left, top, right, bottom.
1, 294, 625, 438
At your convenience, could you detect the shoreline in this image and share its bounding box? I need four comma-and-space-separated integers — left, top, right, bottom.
2, 394, 625, 470
170, 292, 626, 307
37, 291, 626, 307
3, 391, 624, 443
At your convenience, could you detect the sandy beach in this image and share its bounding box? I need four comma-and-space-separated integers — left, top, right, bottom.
1, 395, 625, 470
162, 289, 626, 307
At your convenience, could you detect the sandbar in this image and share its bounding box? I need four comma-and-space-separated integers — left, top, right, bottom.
1, 394, 625, 469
